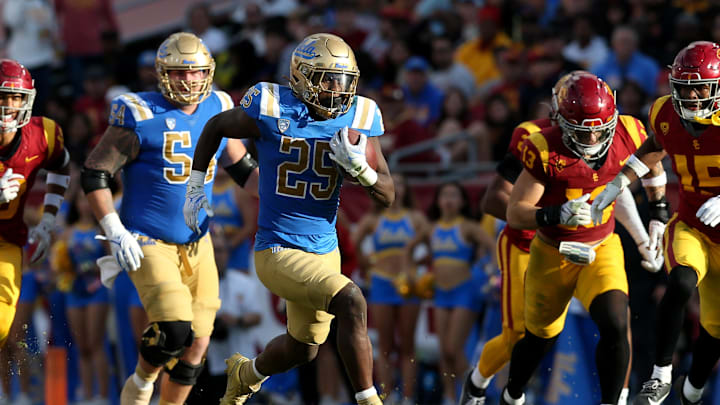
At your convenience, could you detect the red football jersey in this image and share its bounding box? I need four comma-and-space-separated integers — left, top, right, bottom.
0, 117, 64, 246
649, 95, 720, 243
503, 118, 552, 252
520, 115, 647, 243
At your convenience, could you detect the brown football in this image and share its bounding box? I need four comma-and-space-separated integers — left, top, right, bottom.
342, 128, 378, 183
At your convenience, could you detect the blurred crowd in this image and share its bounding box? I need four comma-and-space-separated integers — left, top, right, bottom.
2, 0, 720, 404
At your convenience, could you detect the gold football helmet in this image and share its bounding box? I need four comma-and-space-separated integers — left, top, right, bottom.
289, 33, 359, 119
156, 32, 215, 105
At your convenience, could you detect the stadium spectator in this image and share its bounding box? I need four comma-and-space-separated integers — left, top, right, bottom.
429, 36, 476, 100
454, 5, 512, 89
562, 14, 609, 69
187, 3, 229, 54
3, 0, 59, 115
401, 56, 445, 128
591, 25, 660, 97
54, 0, 117, 97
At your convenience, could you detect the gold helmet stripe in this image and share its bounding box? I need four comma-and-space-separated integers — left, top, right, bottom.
259, 82, 281, 118
214, 90, 234, 111
119, 93, 153, 122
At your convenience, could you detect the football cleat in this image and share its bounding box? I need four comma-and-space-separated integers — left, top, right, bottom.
633, 378, 671, 405
676, 376, 702, 405
219, 353, 264, 405
458, 373, 486, 404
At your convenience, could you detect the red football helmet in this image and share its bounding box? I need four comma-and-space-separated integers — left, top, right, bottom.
669, 41, 720, 122
0, 59, 35, 132
552, 71, 618, 160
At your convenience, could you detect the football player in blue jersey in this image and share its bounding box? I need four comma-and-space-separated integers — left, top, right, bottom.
80, 32, 260, 405
185, 33, 394, 405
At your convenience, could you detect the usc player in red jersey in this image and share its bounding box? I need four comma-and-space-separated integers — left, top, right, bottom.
0, 59, 69, 347
594, 41, 720, 405
460, 73, 664, 405
497, 72, 667, 405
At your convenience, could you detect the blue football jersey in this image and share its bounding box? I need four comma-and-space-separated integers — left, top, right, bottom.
109, 91, 234, 244
241, 82, 384, 254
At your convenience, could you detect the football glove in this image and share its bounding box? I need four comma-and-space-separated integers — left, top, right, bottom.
184, 170, 214, 233
329, 126, 378, 187
591, 173, 631, 225
559, 241, 596, 265
97, 212, 144, 272
697, 195, 720, 227
560, 194, 592, 226
637, 237, 664, 273
27, 212, 55, 264
0, 168, 24, 204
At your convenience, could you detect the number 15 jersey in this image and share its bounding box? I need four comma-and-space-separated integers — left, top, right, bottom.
240, 82, 384, 254
649, 95, 720, 242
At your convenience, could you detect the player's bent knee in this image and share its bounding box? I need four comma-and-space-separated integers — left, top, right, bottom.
668, 265, 698, 298
166, 359, 204, 386
329, 283, 366, 318
139, 321, 194, 367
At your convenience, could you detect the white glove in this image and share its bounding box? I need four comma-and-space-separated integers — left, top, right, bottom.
591, 173, 631, 225
97, 212, 144, 272
329, 126, 378, 187
637, 239, 664, 273
27, 212, 55, 264
559, 241, 596, 265
0, 168, 24, 204
697, 195, 720, 227
184, 170, 213, 233
97, 255, 123, 288
560, 194, 592, 226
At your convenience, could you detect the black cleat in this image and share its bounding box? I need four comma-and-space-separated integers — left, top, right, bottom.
458, 373, 486, 405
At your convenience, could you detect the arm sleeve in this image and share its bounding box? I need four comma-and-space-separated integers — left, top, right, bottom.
614, 187, 649, 245
496, 153, 523, 183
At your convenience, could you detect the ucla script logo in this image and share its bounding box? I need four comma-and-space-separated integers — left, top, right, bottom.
294, 39, 318, 59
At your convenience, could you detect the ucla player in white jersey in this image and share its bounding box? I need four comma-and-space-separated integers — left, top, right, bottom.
185, 33, 394, 405
81, 32, 260, 405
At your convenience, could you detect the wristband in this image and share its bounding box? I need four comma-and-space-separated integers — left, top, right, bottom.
47, 172, 71, 187
641, 172, 667, 187
43, 193, 64, 209
536, 205, 561, 227
627, 155, 650, 178
649, 196, 670, 223
188, 170, 206, 187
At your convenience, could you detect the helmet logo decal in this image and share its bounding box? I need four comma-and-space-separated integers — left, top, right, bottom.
660, 122, 669, 135
294, 39, 319, 60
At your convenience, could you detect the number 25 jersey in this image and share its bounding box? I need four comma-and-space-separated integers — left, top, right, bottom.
108, 91, 233, 244
649, 95, 720, 242
240, 82, 384, 254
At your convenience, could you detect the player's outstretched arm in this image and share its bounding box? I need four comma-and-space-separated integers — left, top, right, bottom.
82, 126, 144, 272
591, 135, 667, 224
192, 107, 260, 174
83, 126, 140, 219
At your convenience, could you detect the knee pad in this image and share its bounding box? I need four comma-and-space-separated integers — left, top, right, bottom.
165, 359, 204, 386
139, 321, 194, 367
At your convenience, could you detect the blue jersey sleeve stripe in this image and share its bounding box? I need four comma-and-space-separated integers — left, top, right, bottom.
214, 90, 234, 111
351, 96, 376, 130
260, 83, 281, 118
119, 93, 153, 122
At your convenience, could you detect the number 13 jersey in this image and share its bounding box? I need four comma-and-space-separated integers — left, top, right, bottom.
650, 95, 720, 242
240, 82, 384, 254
